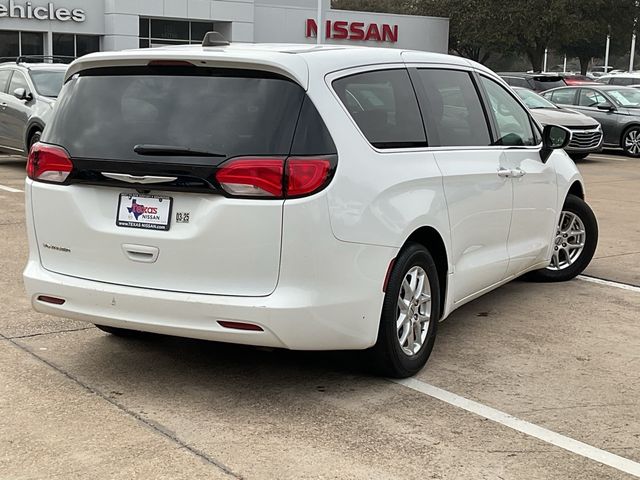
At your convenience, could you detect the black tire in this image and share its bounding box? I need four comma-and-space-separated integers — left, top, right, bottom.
28, 130, 41, 151
569, 153, 589, 160
526, 194, 598, 282
622, 125, 640, 157
369, 243, 441, 378
95, 324, 142, 337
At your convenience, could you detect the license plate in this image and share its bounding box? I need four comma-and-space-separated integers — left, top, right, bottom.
117, 193, 172, 231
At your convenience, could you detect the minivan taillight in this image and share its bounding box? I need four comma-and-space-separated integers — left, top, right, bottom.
216, 157, 285, 197
287, 157, 332, 198
27, 144, 73, 183
215, 156, 335, 199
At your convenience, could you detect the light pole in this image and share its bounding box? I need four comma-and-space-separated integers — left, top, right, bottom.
631, 32, 637, 72
605, 34, 611, 71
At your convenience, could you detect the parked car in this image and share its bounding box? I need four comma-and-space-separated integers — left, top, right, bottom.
0, 57, 68, 156
513, 87, 602, 159
542, 84, 640, 156
499, 72, 566, 92
588, 66, 614, 78
596, 73, 640, 86
23, 40, 598, 377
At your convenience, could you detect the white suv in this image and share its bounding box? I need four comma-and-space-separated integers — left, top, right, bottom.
24, 41, 598, 378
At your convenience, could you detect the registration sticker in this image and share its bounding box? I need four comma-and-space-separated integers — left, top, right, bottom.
117, 193, 172, 231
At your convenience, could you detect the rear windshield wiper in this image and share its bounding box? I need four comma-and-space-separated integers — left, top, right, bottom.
134, 144, 226, 157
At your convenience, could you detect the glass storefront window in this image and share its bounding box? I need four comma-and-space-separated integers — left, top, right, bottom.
76, 35, 100, 57
21, 32, 44, 56
52, 34, 100, 58
139, 18, 217, 47
191, 22, 214, 42
151, 19, 189, 41
139, 18, 150, 38
53, 33, 75, 57
0, 31, 19, 61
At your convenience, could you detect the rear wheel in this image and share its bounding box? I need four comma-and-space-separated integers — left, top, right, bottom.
95, 324, 142, 337
622, 126, 640, 157
527, 194, 598, 282
369, 243, 441, 378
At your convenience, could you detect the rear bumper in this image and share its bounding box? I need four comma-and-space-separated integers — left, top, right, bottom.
24, 259, 390, 350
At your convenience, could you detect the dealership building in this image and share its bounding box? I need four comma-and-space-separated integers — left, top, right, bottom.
0, 0, 448, 60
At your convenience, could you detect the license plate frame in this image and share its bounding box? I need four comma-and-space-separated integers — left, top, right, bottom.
116, 193, 173, 231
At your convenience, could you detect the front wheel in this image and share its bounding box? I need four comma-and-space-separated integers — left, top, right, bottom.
369, 243, 441, 378
527, 194, 598, 282
622, 126, 640, 157
28, 131, 41, 151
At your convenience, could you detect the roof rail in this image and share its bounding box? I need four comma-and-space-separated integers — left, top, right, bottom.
16, 55, 76, 65
202, 31, 229, 47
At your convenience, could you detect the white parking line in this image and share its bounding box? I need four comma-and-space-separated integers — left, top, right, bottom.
392, 378, 640, 478
578, 275, 640, 293
0, 184, 22, 193
588, 155, 629, 162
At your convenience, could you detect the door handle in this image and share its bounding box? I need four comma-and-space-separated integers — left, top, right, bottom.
497, 167, 512, 178
510, 168, 526, 178
0, 102, 7, 108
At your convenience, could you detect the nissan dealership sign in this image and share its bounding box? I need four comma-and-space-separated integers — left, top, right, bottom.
305, 18, 399, 43
0, 0, 85, 22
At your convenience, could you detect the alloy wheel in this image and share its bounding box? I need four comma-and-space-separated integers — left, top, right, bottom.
396, 266, 432, 356
548, 211, 586, 271
624, 129, 640, 156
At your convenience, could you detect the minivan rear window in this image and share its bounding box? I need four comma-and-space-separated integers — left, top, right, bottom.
44, 66, 306, 161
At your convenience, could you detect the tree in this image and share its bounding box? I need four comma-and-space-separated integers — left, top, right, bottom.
553, 0, 637, 74
414, 0, 517, 64
331, 0, 417, 14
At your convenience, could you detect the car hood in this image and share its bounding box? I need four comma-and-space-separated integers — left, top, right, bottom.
530, 107, 599, 128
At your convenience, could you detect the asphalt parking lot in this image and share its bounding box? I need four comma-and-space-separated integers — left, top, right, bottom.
1, 151, 639, 479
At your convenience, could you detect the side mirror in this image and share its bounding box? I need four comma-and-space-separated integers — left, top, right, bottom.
13, 88, 33, 101
597, 101, 615, 111
541, 124, 571, 162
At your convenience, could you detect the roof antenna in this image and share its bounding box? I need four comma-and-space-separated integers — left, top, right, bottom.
202, 31, 230, 47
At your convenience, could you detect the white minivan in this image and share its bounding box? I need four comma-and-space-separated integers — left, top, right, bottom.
24, 40, 598, 377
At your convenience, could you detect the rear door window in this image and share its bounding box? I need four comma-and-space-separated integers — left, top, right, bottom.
415, 69, 491, 147
548, 88, 578, 105
44, 66, 306, 161
333, 69, 427, 149
578, 89, 607, 107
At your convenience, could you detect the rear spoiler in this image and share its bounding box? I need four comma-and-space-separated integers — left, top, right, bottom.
64, 49, 309, 89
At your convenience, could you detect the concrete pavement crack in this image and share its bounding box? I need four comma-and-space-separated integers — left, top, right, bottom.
593, 251, 640, 260
1, 327, 94, 340
0, 332, 244, 479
